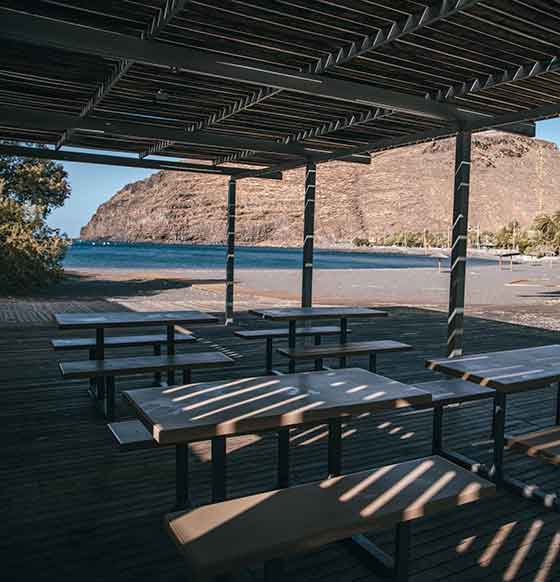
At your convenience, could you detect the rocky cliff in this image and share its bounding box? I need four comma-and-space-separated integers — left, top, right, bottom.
80, 131, 560, 245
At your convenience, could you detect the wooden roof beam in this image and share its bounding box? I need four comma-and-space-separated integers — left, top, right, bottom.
55, 0, 188, 151
0, 144, 282, 179
0, 9, 466, 124
145, 0, 483, 159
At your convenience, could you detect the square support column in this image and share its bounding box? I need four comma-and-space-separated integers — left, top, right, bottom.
447, 131, 472, 358
301, 161, 316, 308
225, 178, 236, 325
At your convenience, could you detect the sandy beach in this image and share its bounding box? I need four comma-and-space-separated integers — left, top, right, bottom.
3, 260, 560, 330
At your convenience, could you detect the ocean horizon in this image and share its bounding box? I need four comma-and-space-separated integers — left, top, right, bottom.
64, 240, 492, 271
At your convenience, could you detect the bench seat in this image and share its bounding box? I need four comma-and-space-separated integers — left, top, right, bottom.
411, 378, 495, 408
236, 326, 351, 374
277, 340, 412, 360
278, 340, 412, 372
234, 326, 345, 340
51, 333, 195, 351
166, 455, 495, 581
59, 351, 234, 379
108, 420, 156, 451
507, 426, 560, 465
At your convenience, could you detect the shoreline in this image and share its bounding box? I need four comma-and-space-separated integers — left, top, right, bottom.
71, 238, 560, 264
3, 264, 560, 332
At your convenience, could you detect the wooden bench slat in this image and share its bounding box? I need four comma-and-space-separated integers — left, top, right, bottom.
234, 326, 347, 340
411, 378, 495, 408
277, 340, 412, 360
165, 455, 495, 579
507, 426, 560, 465
51, 333, 195, 351
108, 420, 156, 451
59, 352, 234, 379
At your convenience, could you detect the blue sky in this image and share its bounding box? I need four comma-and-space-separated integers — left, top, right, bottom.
48, 118, 560, 238
48, 163, 156, 238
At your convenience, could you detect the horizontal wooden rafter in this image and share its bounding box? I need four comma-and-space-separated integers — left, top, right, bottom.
0, 10, 467, 123
0, 144, 282, 179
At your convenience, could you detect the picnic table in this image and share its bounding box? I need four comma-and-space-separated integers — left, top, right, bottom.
249, 307, 387, 371
123, 367, 431, 508
498, 251, 521, 271
431, 253, 449, 273
426, 344, 560, 510
55, 310, 218, 386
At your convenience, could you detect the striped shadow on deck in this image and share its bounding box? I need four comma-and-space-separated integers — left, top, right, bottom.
2, 307, 560, 582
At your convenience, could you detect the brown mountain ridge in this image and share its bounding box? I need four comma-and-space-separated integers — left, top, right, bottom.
80, 131, 560, 246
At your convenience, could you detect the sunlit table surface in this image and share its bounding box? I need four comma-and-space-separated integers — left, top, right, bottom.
54, 309, 218, 329
250, 306, 387, 321
124, 367, 431, 445
426, 344, 560, 393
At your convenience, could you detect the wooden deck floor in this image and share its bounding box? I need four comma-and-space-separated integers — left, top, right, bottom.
2, 305, 560, 581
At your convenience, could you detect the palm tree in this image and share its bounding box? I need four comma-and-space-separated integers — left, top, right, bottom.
534, 214, 560, 242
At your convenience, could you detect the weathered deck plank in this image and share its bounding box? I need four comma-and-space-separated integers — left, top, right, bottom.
1, 306, 560, 581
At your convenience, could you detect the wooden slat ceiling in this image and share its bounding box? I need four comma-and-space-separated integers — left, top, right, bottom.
0, 0, 559, 175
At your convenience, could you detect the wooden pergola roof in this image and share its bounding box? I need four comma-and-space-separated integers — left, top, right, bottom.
0, 0, 558, 178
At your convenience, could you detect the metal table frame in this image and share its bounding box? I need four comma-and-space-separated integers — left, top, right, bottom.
55, 310, 217, 417
164, 368, 422, 580
426, 348, 560, 512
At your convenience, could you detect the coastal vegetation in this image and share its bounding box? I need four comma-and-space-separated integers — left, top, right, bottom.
352, 213, 560, 257
0, 150, 71, 294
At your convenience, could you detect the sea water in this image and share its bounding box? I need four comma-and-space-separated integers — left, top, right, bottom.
64, 241, 492, 270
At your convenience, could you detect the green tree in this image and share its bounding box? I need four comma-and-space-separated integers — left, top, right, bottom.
495, 220, 522, 249
0, 153, 70, 216
0, 152, 71, 294
534, 212, 560, 247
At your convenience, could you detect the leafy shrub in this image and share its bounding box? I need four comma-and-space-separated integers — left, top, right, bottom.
0, 149, 71, 294
0, 197, 69, 294
352, 237, 370, 247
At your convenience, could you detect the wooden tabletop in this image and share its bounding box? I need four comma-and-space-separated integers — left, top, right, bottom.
124, 368, 431, 445
54, 310, 218, 329
426, 344, 560, 393
249, 306, 387, 321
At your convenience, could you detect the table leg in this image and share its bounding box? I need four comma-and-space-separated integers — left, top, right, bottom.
182, 368, 192, 385
88, 348, 96, 399
211, 437, 227, 502
343, 482, 413, 579
555, 382, 560, 425
266, 337, 273, 374
432, 407, 443, 455
491, 397, 497, 438
95, 327, 105, 400
288, 319, 296, 374
493, 391, 506, 486
342, 534, 393, 578
369, 353, 377, 373
277, 320, 296, 487
167, 324, 176, 385
432, 389, 560, 512
314, 334, 322, 371
328, 419, 342, 477
105, 375, 115, 421
175, 444, 190, 509
339, 318, 348, 368
277, 429, 290, 488
154, 344, 162, 385
394, 522, 411, 582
